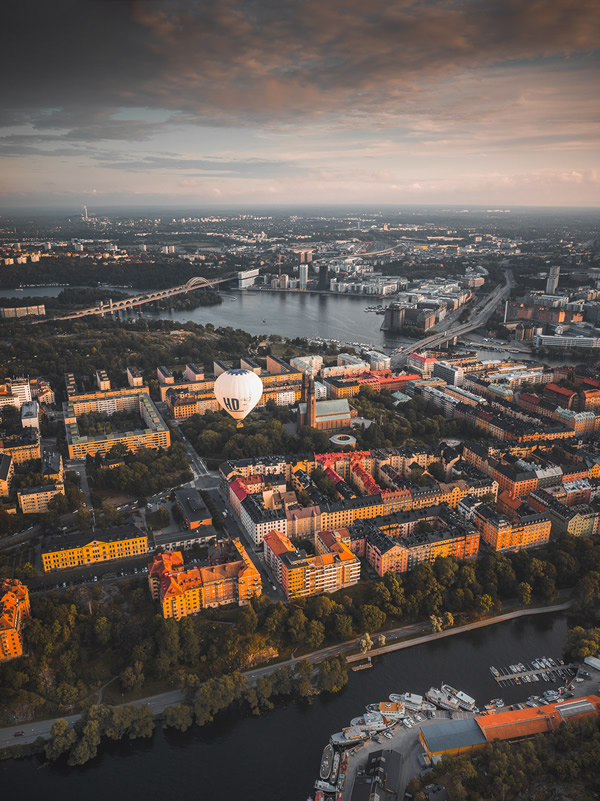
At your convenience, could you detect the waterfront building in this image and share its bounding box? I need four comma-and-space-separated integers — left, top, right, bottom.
18, 483, 64, 514
473, 503, 551, 551
364, 516, 480, 576
0, 579, 30, 662
42, 525, 148, 571
149, 539, 261, 618
420, 695, 600, 759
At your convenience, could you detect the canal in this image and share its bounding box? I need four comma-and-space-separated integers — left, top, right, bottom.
0, 612, 568, 800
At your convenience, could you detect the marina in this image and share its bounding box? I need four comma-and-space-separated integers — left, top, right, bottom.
490, 657, 577, 686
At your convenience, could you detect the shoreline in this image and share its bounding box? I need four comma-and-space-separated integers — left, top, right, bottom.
0, 601, 570, 757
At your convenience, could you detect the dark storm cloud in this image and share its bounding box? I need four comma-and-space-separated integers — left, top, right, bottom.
2, 0, 598, 136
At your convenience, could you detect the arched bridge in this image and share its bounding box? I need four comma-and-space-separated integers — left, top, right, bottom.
34, 274, 235, 323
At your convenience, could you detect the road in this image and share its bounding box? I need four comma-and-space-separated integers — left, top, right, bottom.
391, 268, 514, 368
0, 601, 569, 751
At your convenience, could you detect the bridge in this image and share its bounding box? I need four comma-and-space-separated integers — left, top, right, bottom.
391, 268, 514, 368
34, 274, 235, 324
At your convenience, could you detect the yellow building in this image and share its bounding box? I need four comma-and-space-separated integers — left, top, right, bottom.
263, 529, 360, 599
0, 431, 41, 465
64, 390, 170, 458
0, 578, 31, 661
149, 539, 261, 619
42, 525, 148, 571
18, 483, 64, 514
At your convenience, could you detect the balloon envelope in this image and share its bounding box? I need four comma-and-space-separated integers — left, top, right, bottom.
214, 369, 263, 421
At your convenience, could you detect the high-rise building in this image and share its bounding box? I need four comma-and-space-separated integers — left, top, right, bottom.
318, 264, 329, 291
299, 263, 308, 290
546, 265, 560, 295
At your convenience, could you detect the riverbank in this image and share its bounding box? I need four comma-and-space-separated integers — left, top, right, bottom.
0, 600, 571, 754
0, 612, 570, 801
346, 601, 572, 662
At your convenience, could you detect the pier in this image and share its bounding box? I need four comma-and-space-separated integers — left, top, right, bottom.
492, 662, 577, 686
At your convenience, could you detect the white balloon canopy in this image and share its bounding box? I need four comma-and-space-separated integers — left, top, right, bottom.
214, 368, 264, 422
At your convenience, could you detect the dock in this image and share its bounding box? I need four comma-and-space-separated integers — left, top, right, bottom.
492, 662, 577, 685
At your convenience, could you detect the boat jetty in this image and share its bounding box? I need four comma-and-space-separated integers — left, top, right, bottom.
490, 656, 577, 687
312, 685, 476, 800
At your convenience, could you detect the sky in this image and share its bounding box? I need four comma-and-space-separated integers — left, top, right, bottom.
1, 0, 599, 209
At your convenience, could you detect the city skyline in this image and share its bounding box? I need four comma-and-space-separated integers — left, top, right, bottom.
1, 0, 599, 208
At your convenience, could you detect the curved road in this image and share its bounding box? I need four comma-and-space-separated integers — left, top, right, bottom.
391, 268, 513, 368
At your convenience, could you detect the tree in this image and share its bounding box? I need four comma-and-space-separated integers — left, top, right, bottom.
333, 613, 354, 641
238, 604, 258, 635
45, 718, 77, 761
164, 704, 194, 731
517, 581, 532, 606
373, 633, 386, 647
478, 594, 494, 616
303, 619, 325, 650
442, 611, 454, 630
430, 615, 443, 633
358, 604, 386, 633
317, 655, 348, 693
357, 633, 373, 653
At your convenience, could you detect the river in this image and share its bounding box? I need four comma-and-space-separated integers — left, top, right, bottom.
1, 284, 550, 360
0, 613, 568, 800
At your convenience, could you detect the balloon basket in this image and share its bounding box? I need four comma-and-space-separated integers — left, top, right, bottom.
236, 422, 244, 429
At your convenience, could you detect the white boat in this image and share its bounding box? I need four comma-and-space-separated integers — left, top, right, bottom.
314, 780, 337, 792
330, 727, 367, 746
390, 692, 423, 711
426, 687, 460, 712
366, 701, 406, 719
350, 712, 389, 732
330, 752, 341, 784
441, 683, 477, 712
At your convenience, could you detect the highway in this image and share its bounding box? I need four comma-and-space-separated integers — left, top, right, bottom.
391, 268, 514, 368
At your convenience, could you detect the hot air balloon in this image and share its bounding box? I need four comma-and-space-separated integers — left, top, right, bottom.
214, 368, 263, 426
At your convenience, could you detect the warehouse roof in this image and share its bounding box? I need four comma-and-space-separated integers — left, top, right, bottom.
421, 718, 486, 754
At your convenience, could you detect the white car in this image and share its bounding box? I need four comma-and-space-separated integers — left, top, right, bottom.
383, 731, 393, 739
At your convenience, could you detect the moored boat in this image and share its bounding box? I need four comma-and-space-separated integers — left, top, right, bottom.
426, 686, 460, 712
390, 692, 424, 711
349, 711, 389, 732
366, 700, 406, 719
330, 727, 367, 746
441, 683, 477, 712
330, 751, 341, 784
320, 744, 333, 780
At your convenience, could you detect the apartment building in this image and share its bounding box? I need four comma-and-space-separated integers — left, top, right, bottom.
0, 579, 31, 661
263, 529, 360, 599
149, 539, 261, 619
18, 483, 64, 514
474, 504, 551, 551
64, 389, 170, 458
42, 525, 148, 571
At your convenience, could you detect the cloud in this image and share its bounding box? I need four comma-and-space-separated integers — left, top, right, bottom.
1, 0, 598, 129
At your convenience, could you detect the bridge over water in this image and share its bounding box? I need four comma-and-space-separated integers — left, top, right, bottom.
33, 274, 234, 324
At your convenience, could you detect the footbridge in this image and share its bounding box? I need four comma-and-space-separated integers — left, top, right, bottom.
35, 274, 235, 323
